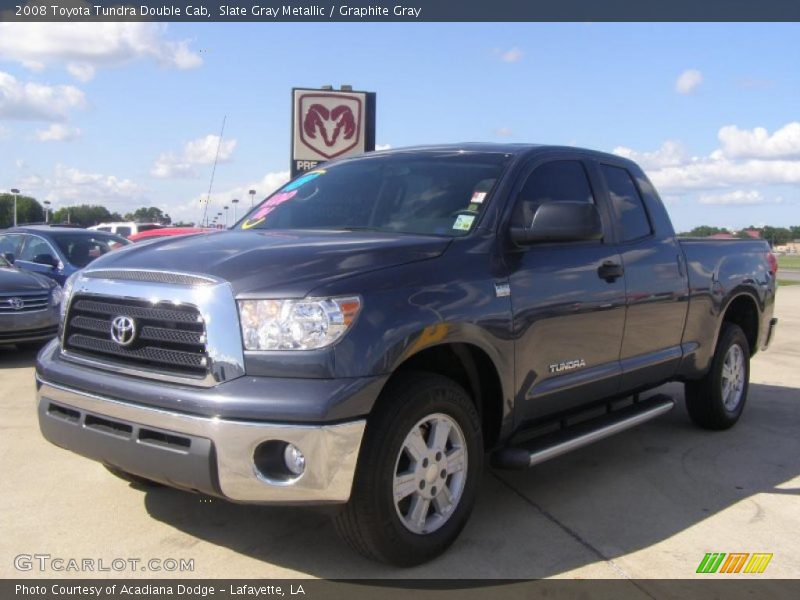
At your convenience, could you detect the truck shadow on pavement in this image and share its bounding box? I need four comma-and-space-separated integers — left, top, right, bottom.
141, 382, 800, 578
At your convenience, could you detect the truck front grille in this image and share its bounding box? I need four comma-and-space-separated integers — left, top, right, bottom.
64, 295, 208, 377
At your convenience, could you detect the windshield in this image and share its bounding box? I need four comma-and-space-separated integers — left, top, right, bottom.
51, 233, 131, 268
238, 152, 510, 237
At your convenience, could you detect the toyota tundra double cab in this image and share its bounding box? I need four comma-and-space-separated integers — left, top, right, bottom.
36, 144, 778, 566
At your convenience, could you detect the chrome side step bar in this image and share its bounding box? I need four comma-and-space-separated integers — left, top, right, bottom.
491, 394, 675, 470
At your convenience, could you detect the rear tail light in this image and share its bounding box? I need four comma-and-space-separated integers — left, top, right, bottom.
767, 251, 778, 276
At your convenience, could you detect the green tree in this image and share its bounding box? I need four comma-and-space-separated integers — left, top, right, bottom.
123, 206, 171, 224
681, 225, 730, 237
51, 204, 117, 227
760, 226, 793, 247
0, 193, 45, 228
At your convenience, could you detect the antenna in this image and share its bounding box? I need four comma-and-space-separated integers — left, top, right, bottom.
200, 115, 227, 227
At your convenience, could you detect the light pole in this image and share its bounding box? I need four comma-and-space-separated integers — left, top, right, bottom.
231, 198, 239, 222
249, 189, 256, 208
43, 200, 51, 223
10, 188, 20, 226
224, 206, 229, 227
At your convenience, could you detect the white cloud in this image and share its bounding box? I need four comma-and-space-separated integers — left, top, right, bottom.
0, 22, 202, 81
648, 157, 800, 192
494, 127, 514, 137
698, 190, 784, 206
66, 63, 96, 82
612, 140, 687, 169
50, 165, 143, 204
0, 70, 86, 121
616, 121, 800, 193
375, 143, 392, 151
717, 122, 800, 160
151, 135, 238, 179
34, 123, 81, 142
494, 47, 523, 63
19, 164, 144, 208
675, 69, 703, 94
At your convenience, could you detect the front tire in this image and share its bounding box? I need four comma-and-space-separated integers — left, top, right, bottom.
685, 323, 750, 430
334, 372, 483, 566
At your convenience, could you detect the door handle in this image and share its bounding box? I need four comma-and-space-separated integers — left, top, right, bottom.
598, 261, 624, 282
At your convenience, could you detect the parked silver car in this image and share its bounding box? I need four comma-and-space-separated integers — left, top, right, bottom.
0, 254, 61, 350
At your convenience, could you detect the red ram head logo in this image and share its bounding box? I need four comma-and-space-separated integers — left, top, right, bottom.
297, 94, 363, 159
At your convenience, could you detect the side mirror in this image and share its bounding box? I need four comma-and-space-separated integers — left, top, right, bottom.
511, 202, 603, 246
33, 253, 59, 268
2, 252, 14, 264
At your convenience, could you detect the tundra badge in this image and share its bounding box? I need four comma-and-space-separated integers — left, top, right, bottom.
549, 359, 587, 374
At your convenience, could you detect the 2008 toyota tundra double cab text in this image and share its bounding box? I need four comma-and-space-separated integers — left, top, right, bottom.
36, 144, 779, 566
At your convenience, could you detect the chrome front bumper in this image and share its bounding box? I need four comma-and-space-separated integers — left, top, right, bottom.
37, 377, 366, 504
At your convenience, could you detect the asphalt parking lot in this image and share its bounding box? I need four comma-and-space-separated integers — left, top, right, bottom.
1, 287, 798, 580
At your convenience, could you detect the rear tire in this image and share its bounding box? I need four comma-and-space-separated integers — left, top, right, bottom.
334, 371, 483, 566
685, 323, 750, 430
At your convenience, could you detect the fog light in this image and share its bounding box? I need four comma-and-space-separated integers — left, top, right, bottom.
284, 443, 306, 476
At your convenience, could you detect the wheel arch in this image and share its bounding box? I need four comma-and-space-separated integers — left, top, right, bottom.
380, 341, 508, 450
719, 291, 760, 356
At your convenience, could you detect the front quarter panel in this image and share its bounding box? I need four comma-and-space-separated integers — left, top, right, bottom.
314, 236, 516, 438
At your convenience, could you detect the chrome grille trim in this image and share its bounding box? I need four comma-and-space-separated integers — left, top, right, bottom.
82, 269, 218, 286
60, 274, 244, 387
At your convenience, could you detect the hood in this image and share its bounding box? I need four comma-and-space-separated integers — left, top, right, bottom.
85, 229, 451, 296
0, 266, 54, 293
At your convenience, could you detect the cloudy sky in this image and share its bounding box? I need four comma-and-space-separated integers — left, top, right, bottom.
0, 22, 798, 231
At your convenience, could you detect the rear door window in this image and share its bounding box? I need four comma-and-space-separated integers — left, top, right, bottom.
601, 165, 652, 242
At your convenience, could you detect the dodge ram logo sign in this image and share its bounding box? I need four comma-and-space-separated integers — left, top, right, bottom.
301, 98, 360, 158
110, 315, 136, 347
291, 88, 376, 178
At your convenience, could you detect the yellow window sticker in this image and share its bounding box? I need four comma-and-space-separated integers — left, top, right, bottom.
453, 214, 475, 231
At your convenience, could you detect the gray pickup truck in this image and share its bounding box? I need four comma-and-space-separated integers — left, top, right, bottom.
36, 144, 778, 565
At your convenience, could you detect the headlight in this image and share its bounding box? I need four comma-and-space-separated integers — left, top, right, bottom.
59, 272, 80, 323
238, 296, 361, 350
50, 285, 63, 307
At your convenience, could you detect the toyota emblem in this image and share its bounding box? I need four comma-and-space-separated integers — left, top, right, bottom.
8, 297, 24, 310
110, 315, 136, 346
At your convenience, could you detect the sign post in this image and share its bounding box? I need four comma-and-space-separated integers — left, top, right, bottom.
291, 87, 376, 178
